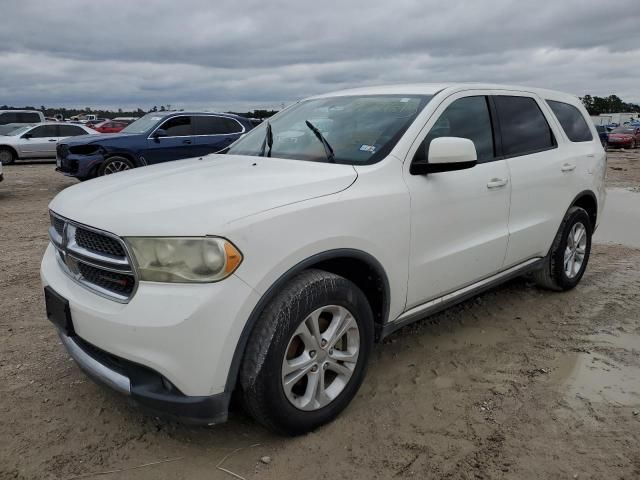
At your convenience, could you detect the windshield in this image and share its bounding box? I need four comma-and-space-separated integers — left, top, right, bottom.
227, 95, 432, 164
611, 127, 635, 134
121, 113, 165, 134
5, 125, 32, 136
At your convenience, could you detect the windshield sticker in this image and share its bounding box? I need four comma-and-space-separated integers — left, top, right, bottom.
359, 144, 376, 153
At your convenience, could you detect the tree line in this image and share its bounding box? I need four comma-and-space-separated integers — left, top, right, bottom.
580, 95, 640, 116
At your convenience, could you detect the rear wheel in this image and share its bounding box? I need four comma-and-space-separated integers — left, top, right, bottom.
0, 147, 16, 165
98, 156, 134, 176
533, 206, 592, 291
240, 269, 374, 435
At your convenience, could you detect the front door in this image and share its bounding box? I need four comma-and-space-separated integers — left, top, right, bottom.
404, 93, 511, 309
20, 125, 61, 157
145, 115, 198, 164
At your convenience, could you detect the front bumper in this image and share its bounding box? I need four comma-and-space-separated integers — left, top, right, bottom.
56, 152, 105, 178
58, 331, 230, 424
41, 243, 260, 409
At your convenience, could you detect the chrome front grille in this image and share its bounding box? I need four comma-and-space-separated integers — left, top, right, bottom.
48, 212, 137, 302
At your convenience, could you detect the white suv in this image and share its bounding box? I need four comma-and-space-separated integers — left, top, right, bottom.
41, 84, 606, 434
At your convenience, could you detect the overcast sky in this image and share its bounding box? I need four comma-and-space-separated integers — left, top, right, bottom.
1, 0, 639, 112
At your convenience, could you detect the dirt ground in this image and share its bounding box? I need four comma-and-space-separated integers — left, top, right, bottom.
1, 151, 639, 480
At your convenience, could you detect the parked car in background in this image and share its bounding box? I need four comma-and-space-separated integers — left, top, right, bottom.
607, 126, 640, 149
85, 119, 105, 129
56, 111, 253, 180
595, 125, 609, 146
91, 120, 128, 133
112, 117, 138, 123
0, 110, 44, 126
42, 84, 605, 434
0, 123, 95, 164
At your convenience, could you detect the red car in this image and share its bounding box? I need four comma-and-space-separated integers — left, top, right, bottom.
607, 126, 640, 149
92, 120, 128, 133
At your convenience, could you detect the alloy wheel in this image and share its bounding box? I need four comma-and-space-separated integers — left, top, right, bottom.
564, 222, 587, 278
281, 305, 360, 411
0, 150, 13, 164
103, 160, 131, 175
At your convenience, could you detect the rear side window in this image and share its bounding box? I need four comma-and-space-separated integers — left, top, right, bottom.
58, 125, 88, 136
17, 112, 41, 123
416, 96, 495, 162
194, 116, 244, 135
159, 116, 192, 136
0, 112, 18, 124
547, 100, 593, 142
493, 96, 556, 157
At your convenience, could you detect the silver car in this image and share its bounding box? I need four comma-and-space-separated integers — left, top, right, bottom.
0, 123, 96, 165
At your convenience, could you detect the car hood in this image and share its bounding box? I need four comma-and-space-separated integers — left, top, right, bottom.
609, 133, 633, 139
63, 133, 138, 146
49, 154, 358, 236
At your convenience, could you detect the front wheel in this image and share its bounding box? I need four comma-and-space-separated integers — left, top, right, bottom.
0, 147, 16, 165
240, 269, 374, 435
533, 206, 592, 291
98, 156, 134, 176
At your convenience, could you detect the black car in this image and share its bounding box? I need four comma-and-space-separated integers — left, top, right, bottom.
56, 112, 254, 180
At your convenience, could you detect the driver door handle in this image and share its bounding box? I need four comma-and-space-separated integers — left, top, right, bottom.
48, 139, 57, 142
183, 139, 192, 144
487, 178, 508, 189
561, 163, 576, 172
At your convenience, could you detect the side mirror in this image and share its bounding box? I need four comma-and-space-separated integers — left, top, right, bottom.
410, 137, 477, 175
152, 129, 168, 141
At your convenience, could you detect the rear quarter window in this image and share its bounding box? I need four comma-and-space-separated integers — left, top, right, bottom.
547, 100, 593, 142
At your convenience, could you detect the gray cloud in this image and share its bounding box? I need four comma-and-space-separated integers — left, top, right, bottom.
1, 0, 639, 111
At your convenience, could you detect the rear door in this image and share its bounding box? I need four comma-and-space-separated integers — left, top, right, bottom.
193, 115, 246, 156
404, 93, 511, 307
492, 93, 571, 266
20, 125, 59, 157
145, 115, 198, 164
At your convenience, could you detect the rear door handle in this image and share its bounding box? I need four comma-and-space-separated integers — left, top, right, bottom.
487, 178, 508, 189
48, 139, 57, 142
182, 139, 192, 144
561, 163, 576, 172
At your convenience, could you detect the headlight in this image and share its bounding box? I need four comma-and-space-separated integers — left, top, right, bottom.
125, 237, 242, 283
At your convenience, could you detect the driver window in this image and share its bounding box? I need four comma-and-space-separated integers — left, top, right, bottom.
159, 116, 192, 137
415, 96, 495, 163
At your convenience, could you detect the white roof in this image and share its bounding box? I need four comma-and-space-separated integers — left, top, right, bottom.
311, 83, 580, 102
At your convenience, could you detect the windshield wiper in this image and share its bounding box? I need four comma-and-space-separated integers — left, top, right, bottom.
305, 120, 335, 163
259, 121, 273, 157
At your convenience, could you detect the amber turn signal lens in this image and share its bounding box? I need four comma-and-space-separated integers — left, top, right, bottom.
224, 241, 243, 274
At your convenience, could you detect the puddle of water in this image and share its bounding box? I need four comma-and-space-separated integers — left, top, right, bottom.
589, 331, 640, 351
553, 352, 640, 407
594, 188, 640, 248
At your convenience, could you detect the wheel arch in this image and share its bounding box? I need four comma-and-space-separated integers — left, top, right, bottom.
570, 190, 598, 228
225, 248, 390, 393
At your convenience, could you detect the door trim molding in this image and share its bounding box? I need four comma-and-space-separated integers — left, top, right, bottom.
381, 257, 543, 339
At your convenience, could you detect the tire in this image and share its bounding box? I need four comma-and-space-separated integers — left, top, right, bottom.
0, 147, 16, 165
533, 206, 592, 291
98, 156, 134, 176
240, 269, 374, 435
